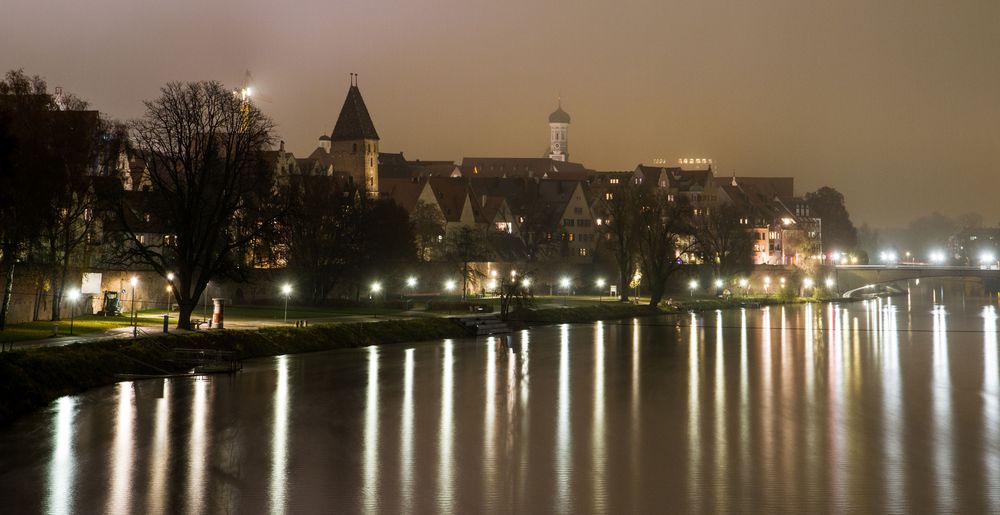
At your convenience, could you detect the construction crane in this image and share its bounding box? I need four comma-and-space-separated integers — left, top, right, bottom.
235, 70, 271, 131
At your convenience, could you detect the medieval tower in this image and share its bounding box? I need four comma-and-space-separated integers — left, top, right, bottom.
330, 74, 379, 194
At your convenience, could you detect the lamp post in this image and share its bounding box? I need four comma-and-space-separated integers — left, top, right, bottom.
165, 272, 174, 317
803, 277, 814, 297
713, 278, 723, 295
130, 276, 139, 337
739, 278, 749, 295
443, 279, 456, 315
371, 282, 382, 319
67, 289, 80, 336
281, 283, 292, 322
406, 276, 417, 298
688, 279, 698, 297
596, 278, 606, 302
763, 276, 771, 296
559, 276, 571, 307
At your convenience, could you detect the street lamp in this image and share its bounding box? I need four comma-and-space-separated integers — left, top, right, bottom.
371, 281, 382, 318
688, 279, 698, 297
130, 276, 139, 337
713, 278, 723, 292
165, 272, 175, 318
738, 277, 749, 295
405, 276, 417, 303
281, 283, 292, 322
67, 288, 80, 335
521, 277, 531, 288
559, 276, 571, 306
444, 279, 456, 294
596, 277, 606, 302
763, 276, 771, 295
803, 277, 814, 296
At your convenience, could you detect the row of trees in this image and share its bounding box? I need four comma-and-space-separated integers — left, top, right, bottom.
0, 70, 128, 329
601, 183, 756, 307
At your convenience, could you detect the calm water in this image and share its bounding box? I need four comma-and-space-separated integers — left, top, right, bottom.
2, 282, 999, 514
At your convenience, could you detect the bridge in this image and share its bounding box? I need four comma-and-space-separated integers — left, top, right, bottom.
831, 264, 1000, 297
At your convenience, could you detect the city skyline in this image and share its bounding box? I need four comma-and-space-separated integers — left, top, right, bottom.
3, 0, 998, 226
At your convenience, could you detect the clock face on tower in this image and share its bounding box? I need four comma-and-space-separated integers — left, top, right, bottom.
553, 142, 561, 149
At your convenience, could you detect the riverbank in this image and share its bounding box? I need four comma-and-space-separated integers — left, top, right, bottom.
0, 318, 469, 425
0, 295, 845, 425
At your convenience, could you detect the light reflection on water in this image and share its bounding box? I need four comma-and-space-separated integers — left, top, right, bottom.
46, 396, 75, 515
554, 324, 572, 514
108, 382, 134, 515
270, 355, 289, 515
437, 339, 454, 513
3, 284, 1000, 514
984, 306, 1000, 512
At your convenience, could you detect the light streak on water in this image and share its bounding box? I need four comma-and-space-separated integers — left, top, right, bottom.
932, 305, 954, 513
713, 311, 728, 512
46, 396, 77, 515
270, 356, 289, 515
592, 321, 607, 511
186, 379, 209, 515
362, 347, 380, 514
147, 380, 171, 515
983, 306, 999, 511
400, 348, 415, 512
554, 325, 572, 514
688, 312, 702, 512
483, 338, 497, 506
108, 382, 134, 515
438, 340, 455, 512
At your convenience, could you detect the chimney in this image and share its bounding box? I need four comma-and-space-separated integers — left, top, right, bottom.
279, 140, 285, 152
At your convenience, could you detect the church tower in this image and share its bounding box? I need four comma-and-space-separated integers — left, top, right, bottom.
547, 100, 570, 162
330, 74, 380, 194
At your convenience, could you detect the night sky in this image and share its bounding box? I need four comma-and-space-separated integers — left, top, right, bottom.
2, 0, 998, 226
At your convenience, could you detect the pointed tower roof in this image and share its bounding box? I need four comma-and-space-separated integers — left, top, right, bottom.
331, 79, 379, 141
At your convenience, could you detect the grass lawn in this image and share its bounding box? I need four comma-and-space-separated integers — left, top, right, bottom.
0, 315, 136, 343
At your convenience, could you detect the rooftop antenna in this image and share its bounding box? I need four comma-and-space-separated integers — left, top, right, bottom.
731, 169, 738, 187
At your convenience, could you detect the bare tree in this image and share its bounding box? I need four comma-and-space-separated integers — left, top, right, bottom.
635, 189, 694, 307
694, 202, 753, 280
601, 181, 640, 302
113, 81, 277, 329
443, 226, 491, 299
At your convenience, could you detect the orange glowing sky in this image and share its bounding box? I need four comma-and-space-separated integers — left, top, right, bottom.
2, 0, 998, 226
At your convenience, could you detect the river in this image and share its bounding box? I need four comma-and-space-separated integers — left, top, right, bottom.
1, 281, 998, 514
